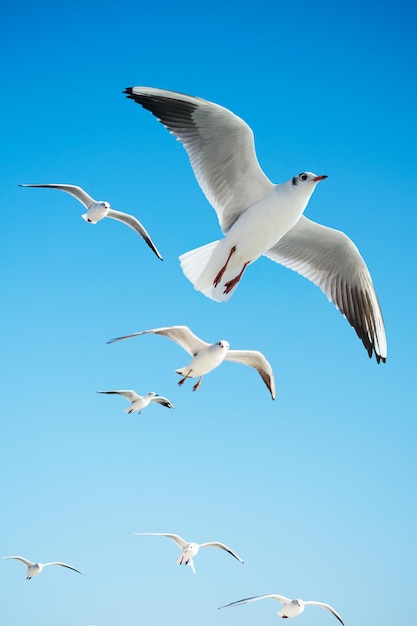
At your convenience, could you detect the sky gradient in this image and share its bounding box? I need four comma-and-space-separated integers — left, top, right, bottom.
1, 1, 416, 625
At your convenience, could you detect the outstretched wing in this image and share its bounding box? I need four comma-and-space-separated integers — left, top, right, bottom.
124, 87, 273, 233
219, 594, 290, 609
97, 390, 140, 402
44, 562, 85, 575
225, 350, 276, 399
2, 555, 33, 567
151, 396, 174, 408
106, 209, 163, 260
107, 325, 209, 356
20, 184, 96, 209
199, 542, 243, 563
305, 601, 346, 626
131, 532, 189, 549
265, 215, 387, 363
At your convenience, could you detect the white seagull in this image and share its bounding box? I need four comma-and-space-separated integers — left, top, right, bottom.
124, 86, 386, 363
131, 532, 243, 574
107, 325, 276, 399
20, 183, 163, 260
2, 555, 85, 579
97, 389, 174, 414
219, 593, 345, 625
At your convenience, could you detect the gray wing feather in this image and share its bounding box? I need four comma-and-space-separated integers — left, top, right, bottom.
107, 325, 209, 356
264, 215, 387, 363
2, 556, 33, 566
199, 542, 243, 562
225, 350, 276, 399
97, 390, 140, 402
131, 532, 188, 549
19, 184, 96, 209
304, 601, 346, 626
124, 87, 273, 232
106, 209, 163, 260
219, 594, 290, 609
151, 396, 174, 408
44, 562, 85, 575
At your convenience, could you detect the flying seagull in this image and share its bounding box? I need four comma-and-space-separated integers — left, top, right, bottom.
219, 593, 345, 625
107, 325, 276, 399
124, 86, 386, 363
2, 556, 85, 579
97, 390, 174, 414
131, 532, 243, 574
20, 183, 163, 260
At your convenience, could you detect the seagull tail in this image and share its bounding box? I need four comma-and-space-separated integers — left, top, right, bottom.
81, 212, 96, 224
179, 240, 235, 303
123, 407, 133, 414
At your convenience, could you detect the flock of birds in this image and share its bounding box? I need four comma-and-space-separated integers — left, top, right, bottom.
3, 86, 388, 625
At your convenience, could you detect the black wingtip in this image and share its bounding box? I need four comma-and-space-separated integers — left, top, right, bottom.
124, 87, 134, 98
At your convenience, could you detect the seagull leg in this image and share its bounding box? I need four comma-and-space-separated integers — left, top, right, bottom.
192, 376, 202, 392
223, 262, 250, 294
213, 246, 236, 287
178, 370, 192, 386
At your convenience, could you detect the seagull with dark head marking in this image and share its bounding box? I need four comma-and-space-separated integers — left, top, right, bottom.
219, 593, 345, 625
131, 532, 243, 574
107, 325, 276, 399
2, 555, 85, 580
123, 86, 386, 363
20, 183, 163, 260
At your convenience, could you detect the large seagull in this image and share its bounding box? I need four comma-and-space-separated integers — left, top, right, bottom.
124, 86, 387, 363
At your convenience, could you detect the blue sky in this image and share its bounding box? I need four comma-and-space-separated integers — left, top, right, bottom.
1, 1, 416, 625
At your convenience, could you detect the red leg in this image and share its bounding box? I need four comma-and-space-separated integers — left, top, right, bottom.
178, 370, 192, 386
192, 376, 202, 392
223, 262, 249, 295
213, 246, 236, 287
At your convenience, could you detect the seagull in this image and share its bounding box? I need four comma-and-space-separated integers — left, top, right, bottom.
219, 593, 345, 625
124, 86, 386, 363
19, 183, 163, 260
2, 556, 85, 579
97, 389, 174, 414
107, 325, 276, 399
131, 532, 243, 574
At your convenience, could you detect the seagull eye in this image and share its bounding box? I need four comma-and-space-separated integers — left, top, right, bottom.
300, 173, 308, 181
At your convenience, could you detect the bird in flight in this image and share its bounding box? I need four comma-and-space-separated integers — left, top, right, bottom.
124, 86, 386, 363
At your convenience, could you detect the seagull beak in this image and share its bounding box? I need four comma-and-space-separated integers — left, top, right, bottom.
312, 175, 328, 182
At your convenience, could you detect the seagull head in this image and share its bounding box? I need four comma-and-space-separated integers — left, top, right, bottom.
291, 172, 328, 186
148, 392, 158, 397
217, 340, 230, 350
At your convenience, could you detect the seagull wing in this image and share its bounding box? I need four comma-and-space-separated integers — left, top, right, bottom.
304, 601, 346, 626
130, 532, 189, 549
219, 594, 290, 609
20, 184, 96, 209
199, 542, 243, 563
97, 390, 140, 402
43, 562, 85, 575
124, 87, 273, 233
106, 209, 163, 260
150, 395, 174, 408
225, 350, 276, 399
107, 325, 209, 356
264, 215, 387, 363
2, 556, 33, 567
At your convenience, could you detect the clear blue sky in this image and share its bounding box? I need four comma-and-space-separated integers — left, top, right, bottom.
1, 1, 416, 625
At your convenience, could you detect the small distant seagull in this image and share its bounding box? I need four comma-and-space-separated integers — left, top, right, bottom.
2, 556, 85, 580
131, 532, 243, 574
97, 390, 174, 414
107, 325, 276, 399
219, 593, 345, 625
124, 86, 386, 363
19, 183, 163, 260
